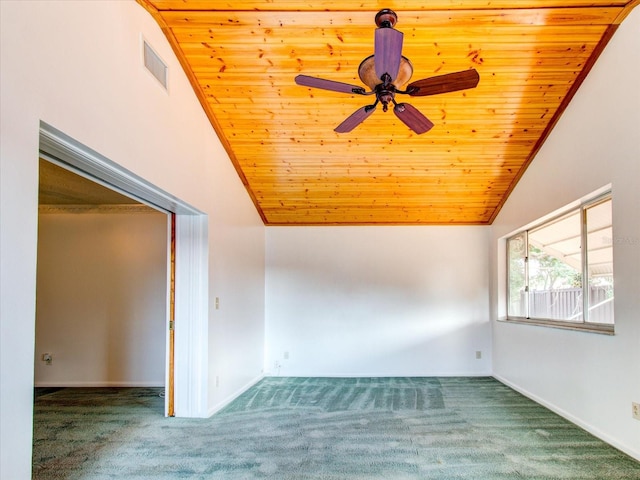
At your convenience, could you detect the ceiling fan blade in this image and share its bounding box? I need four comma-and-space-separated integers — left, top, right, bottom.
407, 69, 480, 97
393, 103, 434, 134
334, 105, 376, 133
295, 75, 366, 95
374, 27, 403, 81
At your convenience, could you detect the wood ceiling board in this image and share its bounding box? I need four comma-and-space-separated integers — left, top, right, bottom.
160, 8, 620, 26
138, 0, 636, 225
150, 1, 629, 12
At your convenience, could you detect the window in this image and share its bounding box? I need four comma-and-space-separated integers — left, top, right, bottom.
507, 194, 614, 333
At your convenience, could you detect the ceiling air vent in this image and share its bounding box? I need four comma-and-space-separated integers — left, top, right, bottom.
143, 40, 168, 89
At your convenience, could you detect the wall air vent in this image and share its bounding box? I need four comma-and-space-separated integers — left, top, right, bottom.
143, 40, 168, 90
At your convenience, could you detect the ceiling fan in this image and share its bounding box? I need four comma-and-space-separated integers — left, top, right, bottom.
295, 9, 480, 134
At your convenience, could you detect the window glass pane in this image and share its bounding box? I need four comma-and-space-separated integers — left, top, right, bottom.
507, 233, 527, 317
527, 211, 583, 321
586, 199, 614, 324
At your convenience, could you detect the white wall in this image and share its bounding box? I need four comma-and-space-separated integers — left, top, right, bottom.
35, 211, 168, 387
0, 1, 265, 478
490, 8, 640, 460
266, 226, 491, 377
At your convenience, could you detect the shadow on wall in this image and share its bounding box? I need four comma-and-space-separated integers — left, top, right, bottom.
265, 227, 490, 377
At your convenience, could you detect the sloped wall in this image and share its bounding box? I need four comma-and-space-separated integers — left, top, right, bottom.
490, 7, 640, 460
0, 1, 265, 477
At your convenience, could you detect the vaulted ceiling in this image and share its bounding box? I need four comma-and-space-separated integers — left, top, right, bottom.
137, 0, 637, 225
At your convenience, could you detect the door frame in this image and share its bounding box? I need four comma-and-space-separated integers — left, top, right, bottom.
39, 121, 209, 418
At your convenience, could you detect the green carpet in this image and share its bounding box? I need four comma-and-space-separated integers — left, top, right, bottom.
32, 377, 640, 479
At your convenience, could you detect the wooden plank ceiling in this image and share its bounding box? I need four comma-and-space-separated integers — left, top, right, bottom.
138, 0, 637, 225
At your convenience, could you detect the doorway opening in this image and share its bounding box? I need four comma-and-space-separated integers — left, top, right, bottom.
35, 157, 170, 405
37, 122, 209, 418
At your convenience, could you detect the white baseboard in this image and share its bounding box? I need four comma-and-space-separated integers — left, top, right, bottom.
207, 373, 265, 417
34, 381, 164, 387
492, 373, 640, 462
264, 372, 493, 378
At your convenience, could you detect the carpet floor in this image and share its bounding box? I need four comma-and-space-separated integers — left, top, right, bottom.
32, 377, 640, 479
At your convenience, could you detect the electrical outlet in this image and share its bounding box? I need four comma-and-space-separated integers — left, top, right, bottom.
283, 351, 289, 360
475, 351, 482, 360
215, 297, 220, 310
633, 402, 640, 421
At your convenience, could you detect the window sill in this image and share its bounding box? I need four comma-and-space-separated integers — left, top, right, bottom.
498, 317, 615, 335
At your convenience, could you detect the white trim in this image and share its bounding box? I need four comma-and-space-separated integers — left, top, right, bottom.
492, 373, 640, 462
207, 374, 265, 417
38, 122, 210, 419
39, 122, 200, 216
174, 214, 209, 417
265, 372, 492, 378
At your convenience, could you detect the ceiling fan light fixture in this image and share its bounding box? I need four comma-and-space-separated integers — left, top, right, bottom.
358, 55, 413, 89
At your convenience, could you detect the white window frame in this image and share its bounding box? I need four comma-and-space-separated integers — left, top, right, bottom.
505, 192, 614, 335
